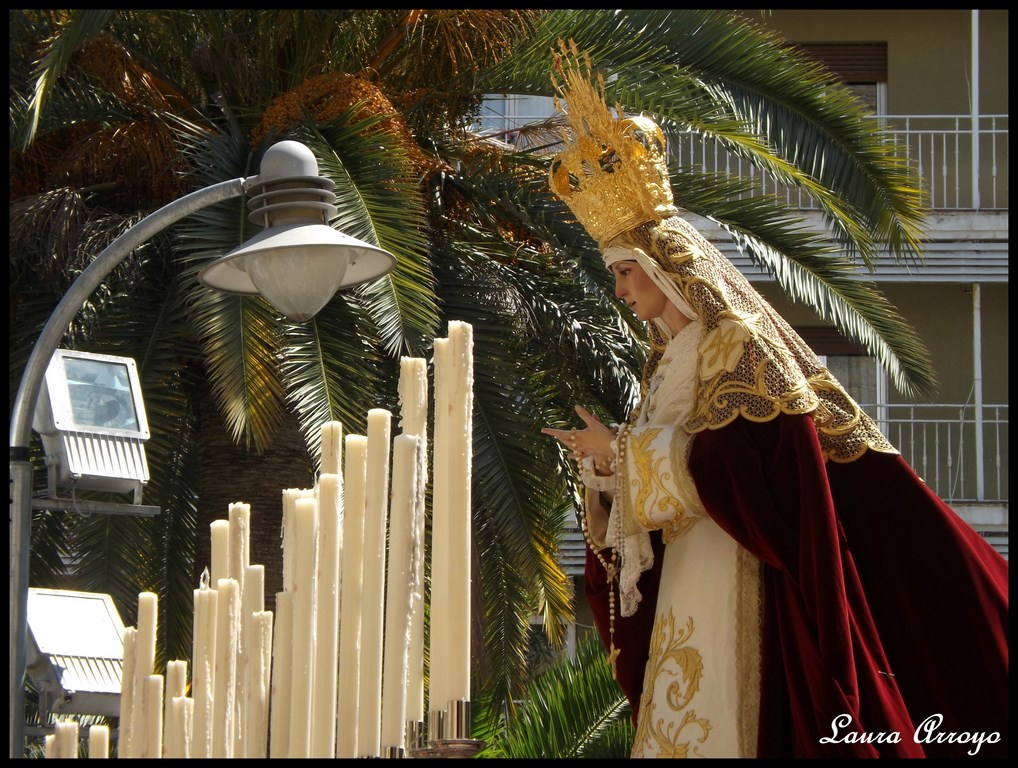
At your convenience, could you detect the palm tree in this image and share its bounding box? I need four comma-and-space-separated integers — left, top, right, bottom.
10, 8, 934, 749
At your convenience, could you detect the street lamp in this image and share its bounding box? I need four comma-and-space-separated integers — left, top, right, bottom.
9, 140, 396, 757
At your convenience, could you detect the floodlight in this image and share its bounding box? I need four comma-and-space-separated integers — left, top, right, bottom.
26, 588, 125, 719
32, 350, 150, 503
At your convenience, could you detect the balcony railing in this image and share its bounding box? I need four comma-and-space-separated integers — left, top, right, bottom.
477, 101, 1009, 212
861, 402, 1008, 505
669, 114, 1009, 212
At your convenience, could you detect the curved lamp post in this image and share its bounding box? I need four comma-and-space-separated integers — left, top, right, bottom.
9, 140, 396, 757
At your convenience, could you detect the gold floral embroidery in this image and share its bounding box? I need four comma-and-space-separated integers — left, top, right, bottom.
626, 428, 697, 540
632, 611, 711, 757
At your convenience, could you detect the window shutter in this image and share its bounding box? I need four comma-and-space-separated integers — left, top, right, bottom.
794, 42, 888, 84
796, 326, 868, 356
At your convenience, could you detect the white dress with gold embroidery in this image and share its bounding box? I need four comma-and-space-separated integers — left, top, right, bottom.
606, 320, 762, 759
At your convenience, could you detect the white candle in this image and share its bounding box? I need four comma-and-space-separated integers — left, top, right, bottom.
228, 502, 251, 758
281, 488, 315, 593
134, 591, 158, 754
210, 519, 230, 587
89, 724, 109, 758
359, 408, 392, 757
312, 472, 343, 757
118, 626, 137, 757
169, 696, 193, 758
241, 563, 265, 757
45, 733, 56, 758
398, 357, 429, 728
336, 435, 367, 758
429, 322, 474, 727
288, 496, 318, 757
191, 571, 218, 758
448, 322, 474, 709
269, 591, 294, 758
54, 719, 78, 758
88, 724, 109, 759
213, 578, 239, 758
141, 674, 163, 759
249, 610, 274, 758
381, 434, 422, 751
321, 420, 343, 476
429, 337, 452, 723
163, 660, 187, 757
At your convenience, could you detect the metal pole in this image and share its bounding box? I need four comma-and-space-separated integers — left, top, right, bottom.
972, 283, 984, 501
9, 178, 247, 758
971, 10, 980, 210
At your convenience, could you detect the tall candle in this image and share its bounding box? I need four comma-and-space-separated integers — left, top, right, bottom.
288, 496, 318, 757
45, 733, 56, 758
336, 435, 367, 758
55, 719, 79, 758
212, 578, 239, 758
134, 591, 158, 755
429, 322, 474, 729
210, 519, 230, 587
241, 564, 265, 757
89, 724, 109, 758
163, 660, 187, 757
248, 610, 274, 758
321, 420, 343, 476
269, 591, 294, 758
141, 674, 163, 759
312, 473, 343, 757
228, 502, 251, 758
381, 434, 422, 751
191, 571, 218, 758
359, 409, 392, 757
429, 337, 452, 724
448, 322, 474, 709
118, 626, 137, 757
398, 357, 429, 728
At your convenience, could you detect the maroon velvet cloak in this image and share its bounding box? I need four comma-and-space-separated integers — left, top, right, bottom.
585, 413, 1008, 758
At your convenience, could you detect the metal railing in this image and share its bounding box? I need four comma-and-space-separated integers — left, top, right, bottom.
668, 114, 1009, 212
861, 402, 1008, 504
477, 102, 1009, 212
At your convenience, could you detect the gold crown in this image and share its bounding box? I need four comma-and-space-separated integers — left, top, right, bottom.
549, 42, 677, 249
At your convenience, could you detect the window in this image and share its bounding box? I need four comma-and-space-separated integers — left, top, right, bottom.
793, 42, 888, 115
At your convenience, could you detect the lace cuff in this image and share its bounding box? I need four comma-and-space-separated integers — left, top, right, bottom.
578, 456, 615, 491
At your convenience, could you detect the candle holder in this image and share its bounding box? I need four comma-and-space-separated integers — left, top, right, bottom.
406, 720, 425, 752
383, 745, 405, 759
409, 700, 484, 758
409, 738, 485, 759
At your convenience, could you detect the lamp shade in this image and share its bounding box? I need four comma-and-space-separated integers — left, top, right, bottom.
198, 140, 397, 321
199, 223, 396, 321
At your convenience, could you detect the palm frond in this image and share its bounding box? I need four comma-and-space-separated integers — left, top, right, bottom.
172, 128, 288, 451
279, 296, 386, 467
17, 9, 115, 149
300, 113, 440, 358
478, 631, 633, 758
